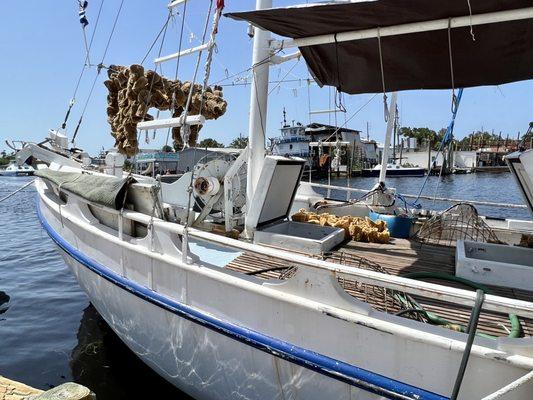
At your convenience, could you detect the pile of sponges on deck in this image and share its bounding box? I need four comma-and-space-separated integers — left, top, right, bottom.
291, 209, 390, 244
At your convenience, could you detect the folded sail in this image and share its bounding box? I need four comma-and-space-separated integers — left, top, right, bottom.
36, 169, 134, 210
227, 0, 533, 94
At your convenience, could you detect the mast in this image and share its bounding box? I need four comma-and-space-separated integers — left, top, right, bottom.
245, 0, 272, 235
378, 92, 398, 185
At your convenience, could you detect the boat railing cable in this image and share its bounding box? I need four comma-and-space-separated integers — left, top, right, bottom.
304, 181, 527, 210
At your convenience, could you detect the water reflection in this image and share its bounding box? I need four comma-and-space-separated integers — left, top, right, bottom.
0, 290, 10, 319
70, 305, 191, 400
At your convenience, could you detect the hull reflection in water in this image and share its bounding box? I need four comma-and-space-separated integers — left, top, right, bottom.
71, 305, 191, 400
0, 290, 10, 319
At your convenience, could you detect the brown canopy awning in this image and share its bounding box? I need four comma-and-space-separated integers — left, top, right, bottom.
227, 1, 533, 94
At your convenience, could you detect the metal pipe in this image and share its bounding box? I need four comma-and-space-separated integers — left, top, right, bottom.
309, 109, 346, 115
481, 370, 533, 400
155, 42, 211, 64
276, 7, 533, 49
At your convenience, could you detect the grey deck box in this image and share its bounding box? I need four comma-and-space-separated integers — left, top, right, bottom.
246, 156, 345, 254
456, 239, 533, 291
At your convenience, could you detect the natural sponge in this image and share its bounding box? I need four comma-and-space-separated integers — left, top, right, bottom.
104, 64, 227, 156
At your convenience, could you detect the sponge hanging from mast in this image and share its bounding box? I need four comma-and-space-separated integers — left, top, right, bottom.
104, 64, 227, 156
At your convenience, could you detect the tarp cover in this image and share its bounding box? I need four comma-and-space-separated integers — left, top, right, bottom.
227, 0, 533, 94
36, 169, 134, 210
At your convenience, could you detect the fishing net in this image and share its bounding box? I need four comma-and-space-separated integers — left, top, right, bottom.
325, 251, 422, 318
414, 203, 501, 246
104, 64, 227, 156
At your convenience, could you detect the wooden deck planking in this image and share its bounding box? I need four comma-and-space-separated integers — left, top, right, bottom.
225, 238, 533, 337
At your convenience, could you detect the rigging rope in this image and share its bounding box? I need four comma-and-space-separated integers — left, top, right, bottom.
409, 88, 464, 209
71, 0, 125, 144
78, 1, 91, 65
141, 13, 172, 66
179, 0, 214, 148
199, 0, 225, 113
165, 0, 190, 149
0, 180, 36, 204
268, 59, 300, 95
376, 28, 389, 123
333, 34, 346, 115
61, 0, 105, 131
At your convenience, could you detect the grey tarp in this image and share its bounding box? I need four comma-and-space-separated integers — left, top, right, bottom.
226, 0, 533, 94
36, 169, 134, 210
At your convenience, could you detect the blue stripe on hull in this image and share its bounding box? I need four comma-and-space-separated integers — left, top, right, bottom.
36, 199, 448, 400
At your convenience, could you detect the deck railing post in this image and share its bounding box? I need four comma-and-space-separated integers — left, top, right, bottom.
118, 210, 123, 241
182, 227, 189, 264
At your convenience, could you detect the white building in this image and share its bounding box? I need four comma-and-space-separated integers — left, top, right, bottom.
272, 122, 362, 159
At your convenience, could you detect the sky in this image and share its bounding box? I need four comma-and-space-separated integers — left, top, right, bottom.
1, 1, 532, 155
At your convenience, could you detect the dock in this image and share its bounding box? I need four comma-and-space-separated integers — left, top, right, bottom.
0, 376, 93, 400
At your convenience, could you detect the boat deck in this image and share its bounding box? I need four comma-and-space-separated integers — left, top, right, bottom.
227, 238, 533, 338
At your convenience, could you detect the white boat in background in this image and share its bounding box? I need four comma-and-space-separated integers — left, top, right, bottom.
11, 1, 533, 399
0, 161, 34, 176
362, 164, 425, 177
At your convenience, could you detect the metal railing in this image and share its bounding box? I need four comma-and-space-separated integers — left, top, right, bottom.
80, 200, 533, 319
40, 178, 533, 319
303, 182, 528, 210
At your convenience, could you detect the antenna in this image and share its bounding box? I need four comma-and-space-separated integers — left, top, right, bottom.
283, 107, 287, 127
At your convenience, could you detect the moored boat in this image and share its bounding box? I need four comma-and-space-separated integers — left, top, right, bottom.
0, 161, 34, 177
362, 164, 425, 177
11, 0, 533, 399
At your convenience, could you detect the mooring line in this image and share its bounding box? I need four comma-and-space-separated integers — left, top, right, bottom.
0, 179, 35, 203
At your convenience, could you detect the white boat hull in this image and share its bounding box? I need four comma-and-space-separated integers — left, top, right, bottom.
36, 180, 533, 400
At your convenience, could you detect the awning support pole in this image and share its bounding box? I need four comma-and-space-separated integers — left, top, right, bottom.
273, 7, 533, 49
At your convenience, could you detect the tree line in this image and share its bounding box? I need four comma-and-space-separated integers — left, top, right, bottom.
162, 137, 249, 152
399, 127, 529, 151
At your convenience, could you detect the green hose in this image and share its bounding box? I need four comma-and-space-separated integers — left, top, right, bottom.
399, 271, 521, 339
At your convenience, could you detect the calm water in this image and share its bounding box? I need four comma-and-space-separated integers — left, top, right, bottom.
0, 176, 190, 399
0, 173, 528, 397
321, 172, 531, 221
